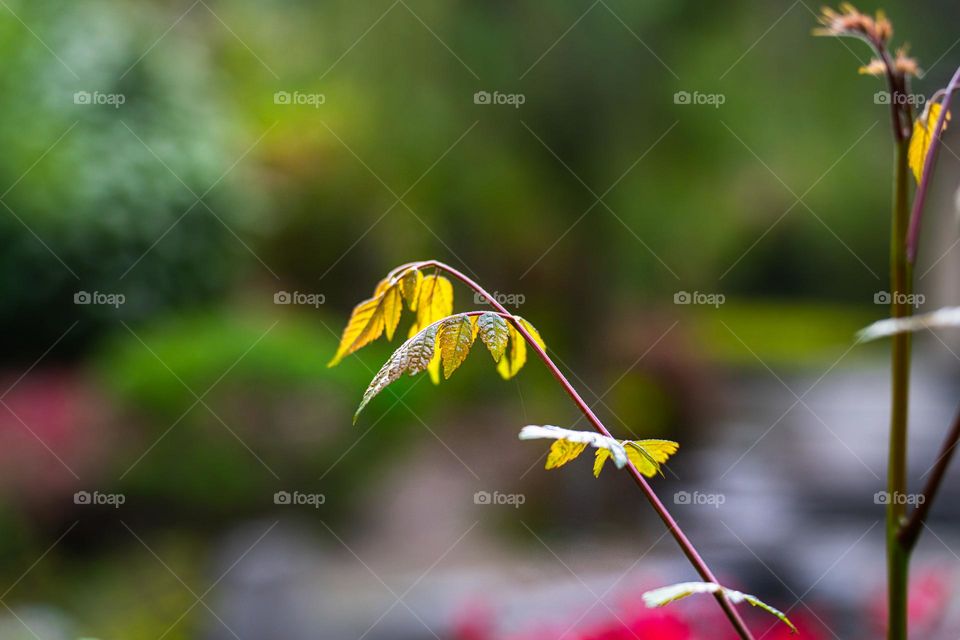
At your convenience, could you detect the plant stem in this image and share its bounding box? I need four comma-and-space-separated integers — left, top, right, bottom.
906, 65, 960, 263
887, 137, 912, 640
899, 403, 960, 550
418, 260, 756, 640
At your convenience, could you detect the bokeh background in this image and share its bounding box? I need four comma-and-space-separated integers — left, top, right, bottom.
2, 0, 960, 638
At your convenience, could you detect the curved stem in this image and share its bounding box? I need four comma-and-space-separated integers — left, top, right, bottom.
899, 402, 960, 550
906, 64, 960, 263
417, 260, 756, 640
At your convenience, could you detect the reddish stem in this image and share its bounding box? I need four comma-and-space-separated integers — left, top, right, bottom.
417, 260, 756, 640
899, 402, 960, 550
906, 64, 960, 263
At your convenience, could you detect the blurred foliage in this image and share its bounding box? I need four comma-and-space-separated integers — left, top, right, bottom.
689, 301, 876, 366
0, 0, 251, 362
1, 0, 959, 635
92, 307, 437, 520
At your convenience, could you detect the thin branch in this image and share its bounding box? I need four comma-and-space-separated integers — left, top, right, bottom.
899, 402, 960, 550
415, 260, 757, 640
907, 64, 960, 263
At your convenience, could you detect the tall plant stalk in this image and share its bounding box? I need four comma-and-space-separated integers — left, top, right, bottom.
813, 8, 925, 636
887, 136, 912, 640
413, 260, 756, 640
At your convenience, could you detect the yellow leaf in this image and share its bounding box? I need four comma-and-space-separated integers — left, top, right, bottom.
518, 317, 546, 351
400, 269, 423, 311
594, 439, 679, 478
439, 315, 475, 379
382, 285, 402, 341
328, 296, 386, 367
593, 448, 611, 477
909, 102, 950, 183
416, 275, 454, 328
373, 277, 390, 296
496, 324, 527, 379
427, 349, 442, 384
329, 266, 422, 367
495, 318, 546, 379
546, 439, 588, 469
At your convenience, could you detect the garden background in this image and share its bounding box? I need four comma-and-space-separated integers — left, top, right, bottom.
2, 0, 960, 638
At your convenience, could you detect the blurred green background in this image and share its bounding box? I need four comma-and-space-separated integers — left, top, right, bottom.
2, 0, 960, 638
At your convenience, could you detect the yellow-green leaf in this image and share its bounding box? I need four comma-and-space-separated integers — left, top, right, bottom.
518, 317, 546, 350
329, 267, 421, 367
382, 285, 402, 341
496, 324, 527, 379
416, 275, 454, 328
546, 440, 588, 469
400, 269, 423, 311
594, 439, 679, 478
354, 322, 439, 422
409, 315, 443, 385
427, 349, 442, 384
328, 296, 386, 367
477, 313, 509, 361
909, 102, 950, 183
439, 315, 475, 379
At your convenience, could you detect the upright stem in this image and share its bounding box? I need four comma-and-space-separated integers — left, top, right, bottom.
418, 260, 756, 640
887, 137, 912, 640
